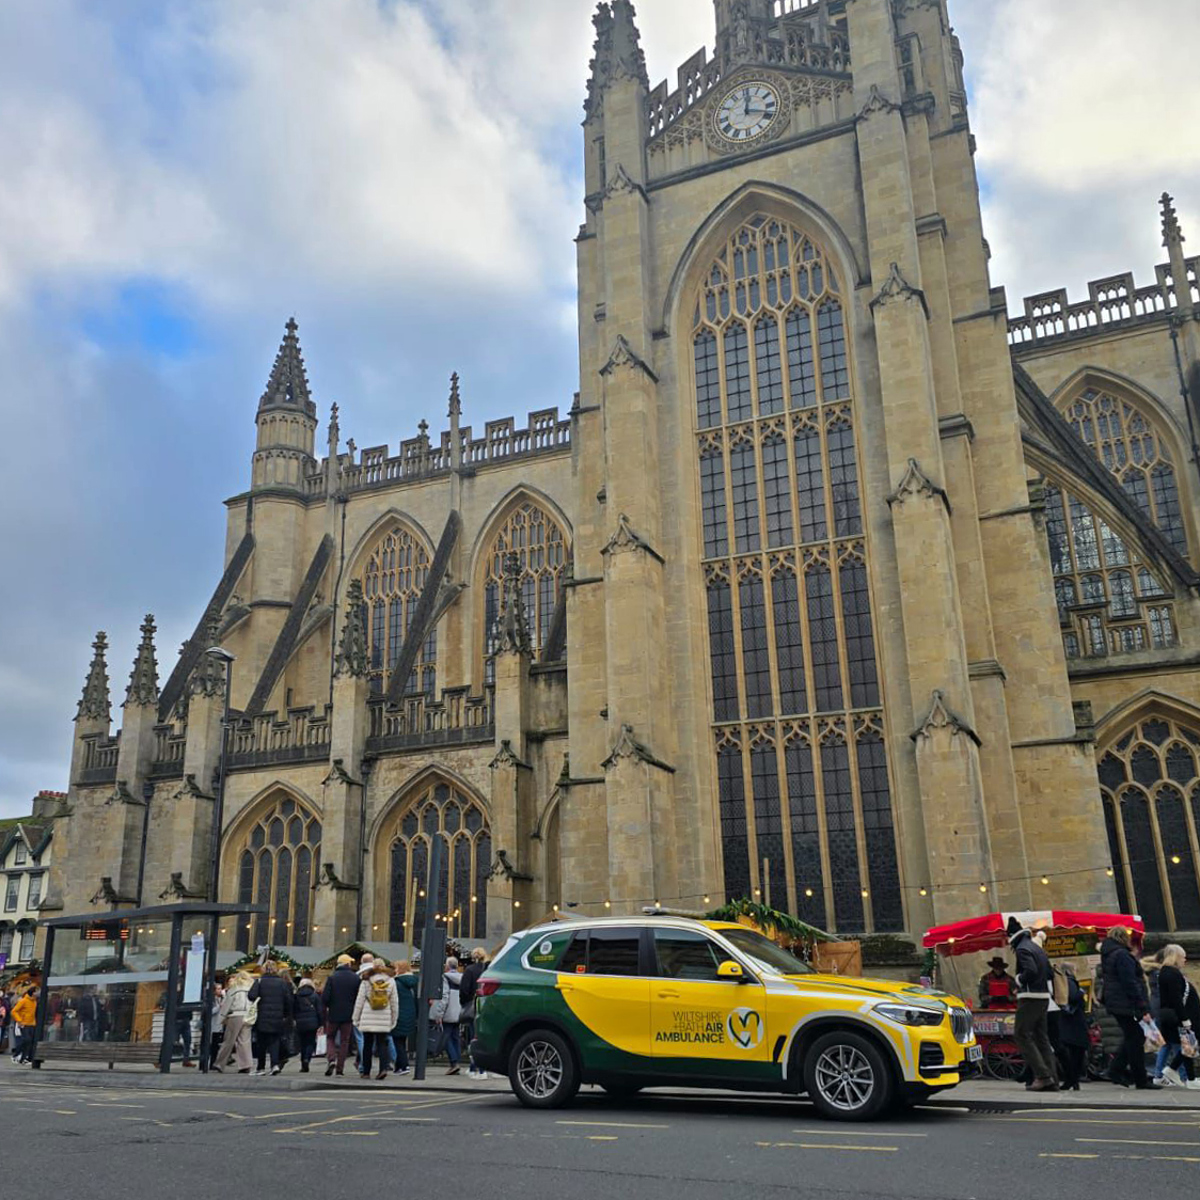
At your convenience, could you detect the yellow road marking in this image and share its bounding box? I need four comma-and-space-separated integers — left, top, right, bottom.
1114, 1154, 1200, 1163
1002, 1117, 1200, 1127
292, 1130, 380, 1137
792, 1128, 926, 1138
86, 1102, 144, 1109
1039, 1153, 1100, 1160
1077, 1138, 1200, 1147
53, 1110, 76, 1115
253, 1108, 338, 1120
766, 1142, 897, 1153
587, 1135, 619, 1141
556, 1120, 669, 1130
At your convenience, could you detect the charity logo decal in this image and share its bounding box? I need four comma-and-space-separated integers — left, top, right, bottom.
727, 1007, 764, 1050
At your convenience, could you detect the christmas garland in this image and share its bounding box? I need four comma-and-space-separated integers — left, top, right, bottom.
223, 946, 315, 976
704, 897, 834, 946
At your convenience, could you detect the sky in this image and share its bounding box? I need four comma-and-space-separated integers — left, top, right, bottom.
0, 0, 1198, 818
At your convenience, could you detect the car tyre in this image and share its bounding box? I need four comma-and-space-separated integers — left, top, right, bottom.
508, 1028, 580, 1109
802, 1029, 893, 1121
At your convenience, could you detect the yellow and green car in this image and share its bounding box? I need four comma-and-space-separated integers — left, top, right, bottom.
471, 915, 978, 1120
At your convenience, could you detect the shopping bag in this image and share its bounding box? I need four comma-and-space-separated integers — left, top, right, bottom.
1180, 1028, 1198, 1059
315, 1032, 327, 1058
1140, 1016, 1165, 1051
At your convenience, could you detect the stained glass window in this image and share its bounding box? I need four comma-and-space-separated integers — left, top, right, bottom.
695, 216, 901, 933
1099, 715, 1200, 931
360, 525, 435, 697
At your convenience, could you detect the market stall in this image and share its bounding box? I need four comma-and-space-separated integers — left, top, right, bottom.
923, 909, 1144, 1080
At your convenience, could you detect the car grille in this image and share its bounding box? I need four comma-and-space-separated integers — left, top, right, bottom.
949, 1007, 973, 1044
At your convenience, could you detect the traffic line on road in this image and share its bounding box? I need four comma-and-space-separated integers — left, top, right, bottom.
85, 1102, 144, 1108
557, 1120, 669, 1130
1113, 1154, 1200, 1163
758, 1141, 897, 1152
792, 1128, 926, 1137
1038, 1153, 1099, 1159
1076, 1138, 1200, 1147
1002, 1117, 1200, 1127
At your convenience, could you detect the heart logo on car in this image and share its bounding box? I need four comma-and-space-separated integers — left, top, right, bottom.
727, 1007, 764, 1050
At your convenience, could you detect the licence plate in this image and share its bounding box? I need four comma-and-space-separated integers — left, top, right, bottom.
966, 1044, 983, 1063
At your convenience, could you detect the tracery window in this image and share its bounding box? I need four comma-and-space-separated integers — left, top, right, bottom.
386, 780, 490, 943
482, 501, 568, 684
695, 215, 902, 935
1098, 714, 1200, 932
234, 794, 321, 951
1063, 387, 1189, 557
361, 525, 436, 698
1043, 484, 1175, 659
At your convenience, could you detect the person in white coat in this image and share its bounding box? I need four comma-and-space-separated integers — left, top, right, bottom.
353, 961, 399, 1081
213, 972, 254, 1074
431, 956, 464, 1075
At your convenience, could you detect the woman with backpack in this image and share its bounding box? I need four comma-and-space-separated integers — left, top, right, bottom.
353, 959, 398, 1081
293, 976, 326, 1074
212, 972, 255, 1074
431, 956, 464, 1076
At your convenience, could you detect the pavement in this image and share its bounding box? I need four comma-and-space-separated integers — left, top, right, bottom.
7, 1053, 1200, 1110
2, 1068, 1199, 1200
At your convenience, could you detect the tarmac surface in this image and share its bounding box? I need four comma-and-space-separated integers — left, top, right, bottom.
3, 1058, 1200, 1200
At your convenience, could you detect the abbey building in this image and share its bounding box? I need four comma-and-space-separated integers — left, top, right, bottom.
40, 0, 1200, 952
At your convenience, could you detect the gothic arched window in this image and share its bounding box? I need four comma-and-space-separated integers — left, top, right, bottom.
693, 215, 902, 934
1042, 484, 1175, 659
482, 500, 568, 684
360, 525, 436, 698
386, 780, 491, 943
233, 794, 321, 951
1098, 714, 1200, 931
1063, 387, 1189, 557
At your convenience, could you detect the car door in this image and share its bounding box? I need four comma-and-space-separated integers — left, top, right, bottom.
554, 927, 652, 1067
649, 928, 770, 1075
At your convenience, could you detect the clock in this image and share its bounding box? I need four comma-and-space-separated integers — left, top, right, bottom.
713, 82, 781, 144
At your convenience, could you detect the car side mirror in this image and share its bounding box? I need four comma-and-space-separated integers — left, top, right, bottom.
717, 960, 747, 982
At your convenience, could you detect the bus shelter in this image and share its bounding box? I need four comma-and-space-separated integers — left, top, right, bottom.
32, 901, 264, 1073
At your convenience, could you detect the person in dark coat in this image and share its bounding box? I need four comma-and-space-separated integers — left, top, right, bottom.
1055, 963, 1089, 1091
248, 962, 294, 1076
390, 960, 418, 1074
1100, 925, 1157, 1089
1007, 918, 1059, 1091
292, 977, 325, 1073
322, 954, 361, 1077
460, 947, 490, 1078
1154, 944, 1200, 1086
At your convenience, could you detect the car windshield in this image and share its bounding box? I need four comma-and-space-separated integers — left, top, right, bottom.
720, 928, 814, 975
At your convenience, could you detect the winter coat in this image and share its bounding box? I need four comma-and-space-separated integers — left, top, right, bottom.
459, 961, 487, 1007
322, 964, 362, 1025
293, 982, 325, 1033
392, 972, 418, 1038
1057, 974, 1090, 1048
352, 972, 399, 1033
219, 983, 252, 1024
1010, 930, 1053, 1000
1100, 937, 1149, 1018
431, 970, 464, 1025
248, 974, 294, 1035
1157, 964, 1200, 1042
11, 995, 36, 1027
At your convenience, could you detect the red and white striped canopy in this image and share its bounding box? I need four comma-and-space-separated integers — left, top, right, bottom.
923, 910, 1145, 954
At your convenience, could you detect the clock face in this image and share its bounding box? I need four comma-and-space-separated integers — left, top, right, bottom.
714, 82, 780, 144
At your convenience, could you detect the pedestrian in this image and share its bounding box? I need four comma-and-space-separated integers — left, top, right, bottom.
1055, 963, 1089, 1091
293, 974, 325, 1073
353, 956, 377, 1075
321, 953, 360, 1077
431, 955, 465, 1076
353, 958, 398, 1081
10, 987, 38, 1064
213, 972, 254, 1074
208, 977, 226, 1067
1153, 944, 1200, 1088
78, 990, 103, 1043
391, 959, 417, 1076
248, 962, 294, 1076
1100, 925, 1158, 1089
459, 946, 489, 1079
1006, 918, 1059, 1091
0, 991, 10, 1054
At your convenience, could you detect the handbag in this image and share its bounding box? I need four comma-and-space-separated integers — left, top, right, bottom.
244, 998, 259, 1028
1140, 1015, 1165, 1050
1181, 1027, 1198, 1059
460, 999, 476, 1025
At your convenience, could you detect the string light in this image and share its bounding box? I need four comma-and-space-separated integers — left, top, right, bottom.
919, 888, 928, 897
471, 895, 478, 903
703, 895, 710, 905
514, 900, 521, 909
1172, 855, 1182, 865
804, 888, 814, 898
1040, 876, 1050, 885
604, 900, 611, 909
1106, 868, 1114, 877
861, 889, 869, 898
978, 884, 987, 893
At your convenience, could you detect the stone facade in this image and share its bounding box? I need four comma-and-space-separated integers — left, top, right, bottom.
39, 0, 1200, 954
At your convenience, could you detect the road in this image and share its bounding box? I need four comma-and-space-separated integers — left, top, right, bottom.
1, 1079, 1198, 1199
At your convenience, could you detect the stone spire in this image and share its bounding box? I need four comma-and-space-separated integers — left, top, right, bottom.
187, 612, 226, 698
327, 401, 340, 457
76, 631, 111, 722
1162, 193, 1194, 317
585, 1, 648, 119
124, 615, 160, 709
258, 317, 316, 417
1162, 192, 1185, 252
495, 552, 532, 656
335, 579, 369, 678
448, 372, 461, 419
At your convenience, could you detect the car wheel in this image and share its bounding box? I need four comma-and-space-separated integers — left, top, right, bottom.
802, 1030, 893, 1121
508, 1029, 579, 1109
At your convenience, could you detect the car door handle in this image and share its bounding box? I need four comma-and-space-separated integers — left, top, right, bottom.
657, 988, 680, 999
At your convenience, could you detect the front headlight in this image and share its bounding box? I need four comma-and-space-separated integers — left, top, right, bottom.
873, 1002, 945, 1027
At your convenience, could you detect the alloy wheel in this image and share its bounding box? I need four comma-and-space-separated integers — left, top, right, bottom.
516, 1039, 565, 1100
813, 1043, 875, 1112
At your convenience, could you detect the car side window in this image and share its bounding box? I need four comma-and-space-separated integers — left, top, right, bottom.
654, 930, 725, 981
585, 928, 642, 976
558, 932, 588, 973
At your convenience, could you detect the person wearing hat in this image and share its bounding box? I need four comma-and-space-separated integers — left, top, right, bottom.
1007, 917, 1059, 1091
978, 956, 1017, 1009
322, 953, 361, 1077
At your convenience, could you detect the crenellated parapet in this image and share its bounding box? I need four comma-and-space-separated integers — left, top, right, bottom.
1008, 253, 1200, 350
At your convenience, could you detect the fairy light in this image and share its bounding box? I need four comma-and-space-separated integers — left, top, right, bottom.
861, 889, 869, 898
978, 884, 987, 893
919, 888, 928, 897
804, 888, 814, 898
1106, 868, 1114, 877
702, 895, 710, 905
1041, 876, 1050, 886
514, 900, 521, 909
1172, 855, 1182, 865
